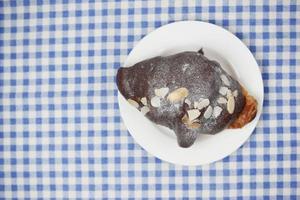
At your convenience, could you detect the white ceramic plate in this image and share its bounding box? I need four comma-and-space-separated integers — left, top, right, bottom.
118, 21, 263, 166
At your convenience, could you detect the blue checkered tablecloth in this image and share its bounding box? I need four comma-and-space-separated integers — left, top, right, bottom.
0, 0, 299, 199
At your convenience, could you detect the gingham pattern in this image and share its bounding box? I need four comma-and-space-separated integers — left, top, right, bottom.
0, 0, 299, 199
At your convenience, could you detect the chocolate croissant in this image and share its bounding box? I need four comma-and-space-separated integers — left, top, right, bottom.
117, 50, 257, 148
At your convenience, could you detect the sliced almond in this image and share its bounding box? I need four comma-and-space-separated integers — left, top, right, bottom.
193, 101, 199, 108
140, 97, 147, 106
140, 106, 150, 115
219, 86, 228, 96
226, 89, 232, 99
150, 96, 161, 107
182, 114, 189, 124
127, 99, 139, 108
204, 106, 213, 119
154, 87, 169, 98
233, 90, 238, 97
213, 106, 222, 118
221, 74, 230, 86
188, 122, 201, 129
197, 98, 210, 109
217, 97, 227, 104
184, 98, 191, 106
182, 114, 201, 129
187, 109, 201, 121
227, 95, 235, 114
167, 87, 189, 103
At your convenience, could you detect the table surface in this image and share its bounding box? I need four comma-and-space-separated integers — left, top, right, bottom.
0, 0, 299, 199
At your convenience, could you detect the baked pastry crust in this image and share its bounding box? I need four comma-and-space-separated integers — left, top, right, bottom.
229, 87, 257, 128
